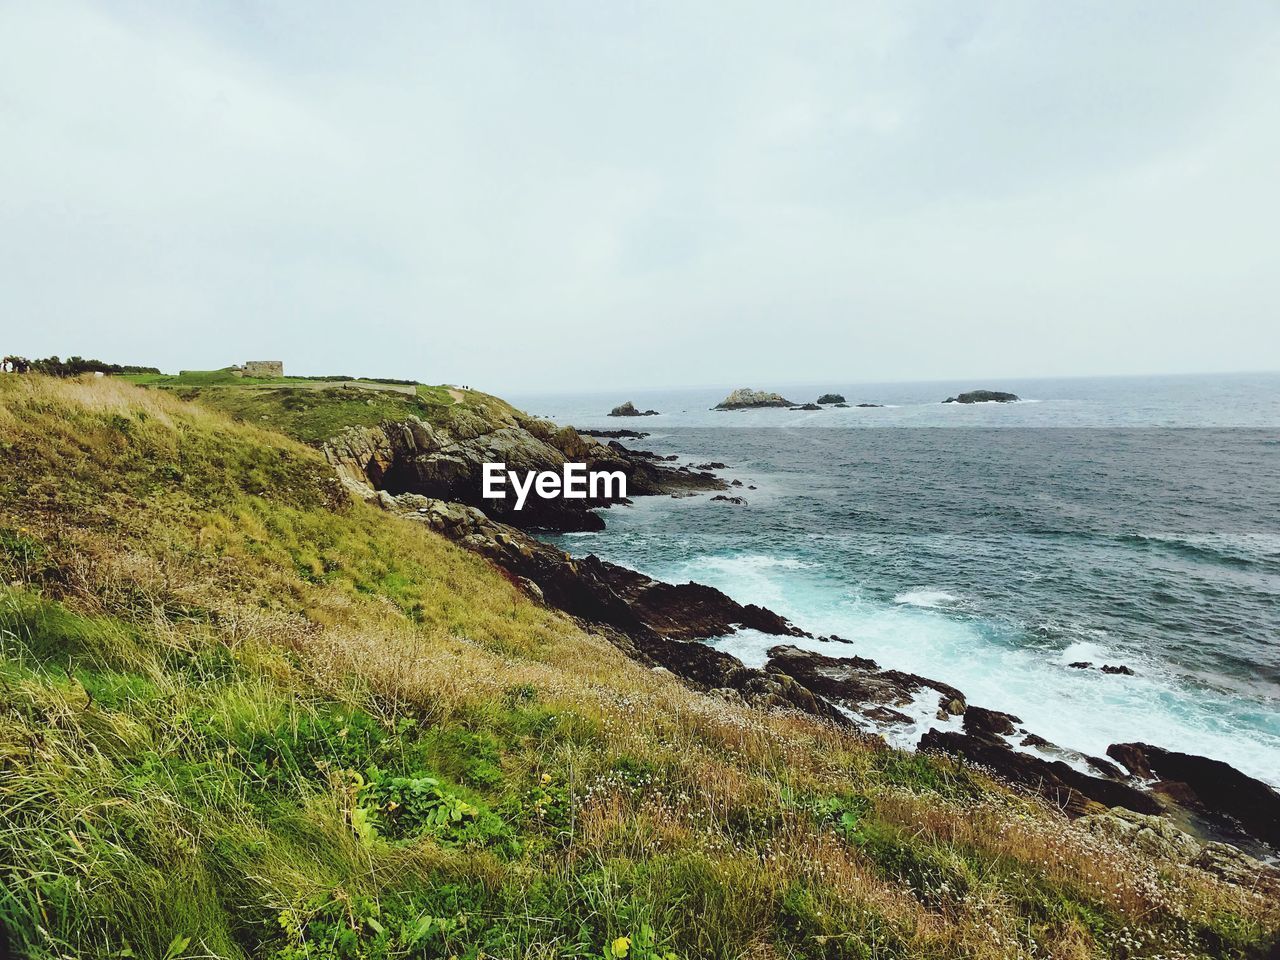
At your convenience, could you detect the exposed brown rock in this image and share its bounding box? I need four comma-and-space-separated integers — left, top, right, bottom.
1107, 742, 1280, 848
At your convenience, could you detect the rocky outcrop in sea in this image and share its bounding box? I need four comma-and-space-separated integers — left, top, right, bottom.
714, 388, 793, 410
943, 390, 1020, 403
609, 401, 659, 417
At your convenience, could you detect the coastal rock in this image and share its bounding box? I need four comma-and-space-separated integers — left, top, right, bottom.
324, 416, 724, 533
1067, 661, 1093, 669
919, 729, 1162, 817
942, 390, 1020, 404
696, 462, 728, 470
816, 394, 845, 404
1101, 664, 1135, 675
1076, 808, 1203, 861
578, 428, 649, 439
962, 706, 1021, 738
1106, 743, 1155, 779
765, 645, 965, 728
711, 495, 746, 505
714, 388, 794, 410
1106, 742, 1280, 847
833, 403, 850, 408
1086, 755, 1126, 779
1073, 810, 1280, 889
607, 441, 670, 461
1193, 842, 1280, 887
790, 403, 822, 411
855, 403, 884, 408
609, 401, 659, 417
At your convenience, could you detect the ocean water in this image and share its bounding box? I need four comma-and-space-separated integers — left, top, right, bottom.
507, 374, 1280, 787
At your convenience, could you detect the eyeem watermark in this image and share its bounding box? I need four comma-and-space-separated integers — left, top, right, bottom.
482, 462, 627, 510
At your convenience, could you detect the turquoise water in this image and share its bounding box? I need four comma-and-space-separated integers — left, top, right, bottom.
510, 374, 1280, 786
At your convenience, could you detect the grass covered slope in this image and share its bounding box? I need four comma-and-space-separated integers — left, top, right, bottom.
124, 368, 521, 445
0, 375, 1276, 960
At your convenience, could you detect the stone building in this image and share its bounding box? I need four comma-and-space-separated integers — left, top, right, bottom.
242, 360, 284, 378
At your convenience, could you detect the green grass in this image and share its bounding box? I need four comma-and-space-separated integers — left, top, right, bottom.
171, 384, 453, 444
1, 374, 1277, 960
117, 370, 522, 445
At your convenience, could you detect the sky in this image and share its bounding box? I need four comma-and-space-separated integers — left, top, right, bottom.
2, 1, 1279, 392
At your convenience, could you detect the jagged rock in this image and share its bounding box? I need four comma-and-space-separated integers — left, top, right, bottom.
1107, 742, 1280, 847
714, 388, 794, 410
696, 462, 728, 470
963, 706, 1020, 738
1068, 661, 1093, 669
609, 401, 659, 417
816, 394, 845, 404
855, 403, 883, 408
324, 415, 723, 533
607, 441, 664, 461
942, 390, 1020, 404
765, 645, 964, 728
1193, 842, 1280, 888
789, 403, 822, 411
919, 729, 1162, 817
578, 428, 649, 439
833, 403, 850, 408
516, 577, 544, 602
1086, 756, 1126, 779
1101, 664, 1135, 675
1076, 808, 1203, 861
1106, 743, 1155, 779
710, 495, 746, 505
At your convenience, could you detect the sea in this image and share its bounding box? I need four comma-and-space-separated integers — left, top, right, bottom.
507, 374, 1280, 788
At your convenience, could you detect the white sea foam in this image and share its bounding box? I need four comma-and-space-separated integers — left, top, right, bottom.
880, 686, 965, 751
1058, 640, 1109, 665
893, 588, 960, 608
705, 628, 782, 670
705, 580, 1280, 789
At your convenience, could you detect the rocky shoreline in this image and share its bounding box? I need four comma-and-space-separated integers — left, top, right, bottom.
323, 413, 724, 533
322, 411, 1280, 875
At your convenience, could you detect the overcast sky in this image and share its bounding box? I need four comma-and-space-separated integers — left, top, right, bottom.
2, 2, 1278, 391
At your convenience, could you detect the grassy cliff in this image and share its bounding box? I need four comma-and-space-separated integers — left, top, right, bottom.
121, 371, 523, 445
0, 375, 1275, 960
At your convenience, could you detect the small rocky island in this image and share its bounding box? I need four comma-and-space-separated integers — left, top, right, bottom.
816, 393, 845, 404
608, 401, 659, 417
943, 390, 1020, 404
714, 388, 794, 410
